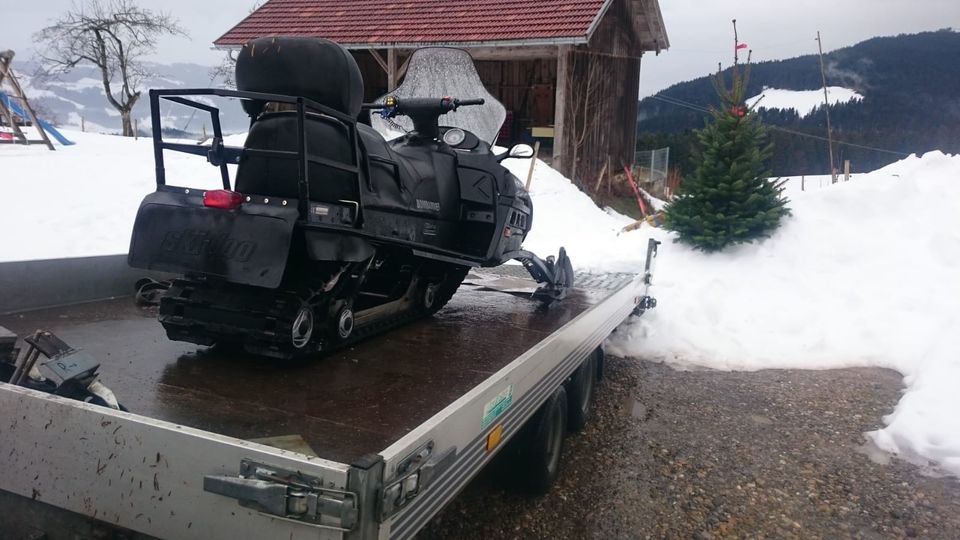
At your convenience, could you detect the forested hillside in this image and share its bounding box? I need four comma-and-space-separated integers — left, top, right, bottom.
638, 30, 960, 175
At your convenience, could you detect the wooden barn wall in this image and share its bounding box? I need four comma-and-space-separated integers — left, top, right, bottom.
588, 0, 643, 57
558, 48, 641, 183
475, 59, 557, 141
350, 51, 558, 144
351, 50, 389, 102
556, 0, 644, 182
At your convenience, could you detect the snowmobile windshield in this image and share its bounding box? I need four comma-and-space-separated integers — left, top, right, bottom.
371, 48, 506, 144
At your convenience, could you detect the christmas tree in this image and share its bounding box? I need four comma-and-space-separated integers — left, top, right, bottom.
664, 21, 790, 252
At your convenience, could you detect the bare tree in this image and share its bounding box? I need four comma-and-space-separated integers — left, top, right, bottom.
565, 50, 615, 184
210, 1, 264, 88
210, 50, 239, 89
34, 0, 186, 136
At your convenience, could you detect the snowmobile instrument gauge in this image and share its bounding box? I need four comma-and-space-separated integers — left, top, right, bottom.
442, 128, 466, 146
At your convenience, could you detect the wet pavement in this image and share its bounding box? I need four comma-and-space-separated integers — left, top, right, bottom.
422, 357, 960, 539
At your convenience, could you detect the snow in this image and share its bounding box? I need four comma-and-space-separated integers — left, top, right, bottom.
747, 87, 863, 118
506, 151, 960, 477
0, 130, 227, 261
3, 128, 960, 478
602, 151, 960, 477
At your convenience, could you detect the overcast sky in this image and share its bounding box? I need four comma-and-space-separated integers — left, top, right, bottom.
7, 1, 958, 96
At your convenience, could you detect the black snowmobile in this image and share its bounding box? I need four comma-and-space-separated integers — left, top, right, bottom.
128, 37, 572, 359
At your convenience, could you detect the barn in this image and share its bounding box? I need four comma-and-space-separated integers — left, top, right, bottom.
214, 0, 669, 183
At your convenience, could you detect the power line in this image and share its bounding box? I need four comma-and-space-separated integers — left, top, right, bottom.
767, 125, 909, 156
646, 94, 910, 157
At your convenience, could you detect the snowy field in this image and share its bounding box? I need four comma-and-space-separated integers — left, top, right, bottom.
3, 130, 960, 478
0, 129, 229, 261
746, 86, 863, 117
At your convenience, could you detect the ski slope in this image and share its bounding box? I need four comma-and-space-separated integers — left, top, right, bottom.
3, 129, 960, 478
746, 87, 863, 117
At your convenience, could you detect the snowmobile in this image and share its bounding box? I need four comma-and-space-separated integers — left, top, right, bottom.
128, 37, 573, 359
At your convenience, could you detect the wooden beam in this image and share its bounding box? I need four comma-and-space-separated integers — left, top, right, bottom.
368, 48, 389, 73
552, 45, 570, 173
467, 45, 558, 61
0, 100, 28, 143
387, 49, 397, 91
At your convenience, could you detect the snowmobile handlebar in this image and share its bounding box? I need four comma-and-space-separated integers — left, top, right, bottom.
364, 96, 485, 116
364, 96, 485, 139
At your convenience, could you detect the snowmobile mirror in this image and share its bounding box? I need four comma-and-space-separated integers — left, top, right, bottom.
498, 144, 535, 162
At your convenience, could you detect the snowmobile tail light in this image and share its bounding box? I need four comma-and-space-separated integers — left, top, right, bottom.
203, 190, 243, 210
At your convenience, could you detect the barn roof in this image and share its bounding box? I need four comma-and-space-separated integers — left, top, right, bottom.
214, 0, 668, 51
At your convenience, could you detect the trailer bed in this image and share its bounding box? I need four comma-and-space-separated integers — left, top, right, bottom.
0, 272, 619, 464
0, 265, 651, 540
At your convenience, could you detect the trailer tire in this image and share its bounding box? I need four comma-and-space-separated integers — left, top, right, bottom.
566, 350, 598, 432
514, 385, 567, 494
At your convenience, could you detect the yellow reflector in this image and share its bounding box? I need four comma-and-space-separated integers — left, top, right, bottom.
486, 424, 504, 452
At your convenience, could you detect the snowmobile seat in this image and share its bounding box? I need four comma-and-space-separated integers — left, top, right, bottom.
235, 111, 357, 202
233, 36, 366, 203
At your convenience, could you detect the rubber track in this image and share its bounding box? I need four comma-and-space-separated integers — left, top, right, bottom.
158, 266, 469, 360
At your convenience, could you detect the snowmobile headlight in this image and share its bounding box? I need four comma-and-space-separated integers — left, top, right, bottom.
203, 189, 244, 210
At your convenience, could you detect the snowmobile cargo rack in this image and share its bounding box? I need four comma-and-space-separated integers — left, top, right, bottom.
149, 88, 362, 222
0, 250, 659, 540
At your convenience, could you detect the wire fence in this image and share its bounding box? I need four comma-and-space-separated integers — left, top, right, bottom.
634, 146, 670, 192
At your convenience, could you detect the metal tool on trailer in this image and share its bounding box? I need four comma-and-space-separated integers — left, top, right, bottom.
0, 242, 657, 540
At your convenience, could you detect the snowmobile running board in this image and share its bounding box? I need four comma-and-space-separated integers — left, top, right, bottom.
0, 242, 659, 540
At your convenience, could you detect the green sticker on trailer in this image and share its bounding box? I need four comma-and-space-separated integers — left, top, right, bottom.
482, 384, 514, 429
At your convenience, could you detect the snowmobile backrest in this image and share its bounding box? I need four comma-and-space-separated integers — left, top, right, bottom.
236, 37, 364, 119
235, 111, 357, 203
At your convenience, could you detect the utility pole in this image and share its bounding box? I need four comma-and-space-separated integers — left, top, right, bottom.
816, 31, 837, 184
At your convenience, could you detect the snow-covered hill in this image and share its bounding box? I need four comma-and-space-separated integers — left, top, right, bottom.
14, 60, 248, 136
746, 86, 863, 117
3, 130, 960, 478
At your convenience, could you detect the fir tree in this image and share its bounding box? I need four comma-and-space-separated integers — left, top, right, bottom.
664, 22, 790, 251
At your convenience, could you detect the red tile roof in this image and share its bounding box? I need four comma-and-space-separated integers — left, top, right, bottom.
214, 0, 610, 47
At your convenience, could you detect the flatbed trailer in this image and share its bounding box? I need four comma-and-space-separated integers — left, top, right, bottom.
0, 256, 657, 540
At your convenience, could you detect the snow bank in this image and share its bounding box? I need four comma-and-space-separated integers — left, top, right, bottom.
602, 151, 960, 476
3, 129, 960, 477
747, 86, 863, 117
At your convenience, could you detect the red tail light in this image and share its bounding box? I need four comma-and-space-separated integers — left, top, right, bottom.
203, 190, 243, 209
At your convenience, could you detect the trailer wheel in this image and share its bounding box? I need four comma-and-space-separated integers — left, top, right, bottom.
566, 349, 599, 432
514, 385, 567, 494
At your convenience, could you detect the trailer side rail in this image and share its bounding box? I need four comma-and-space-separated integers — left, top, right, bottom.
378, 274, 647, 539
0, 384, 354, 540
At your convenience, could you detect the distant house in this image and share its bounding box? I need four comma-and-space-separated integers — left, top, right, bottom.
214, 0, 669, 183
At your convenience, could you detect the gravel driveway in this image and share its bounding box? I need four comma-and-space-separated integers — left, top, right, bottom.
422, 356, 960, 539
